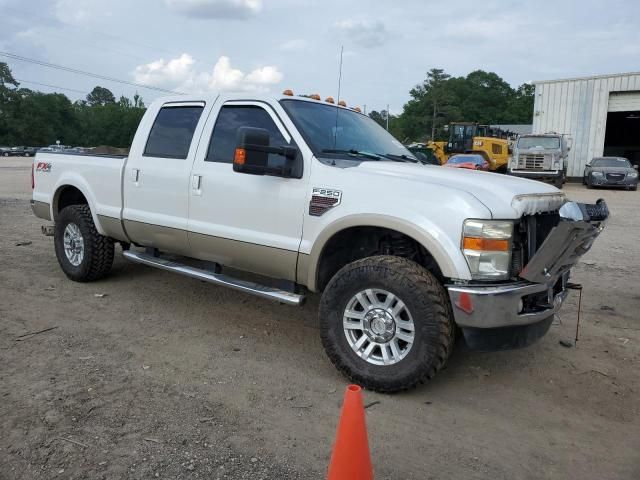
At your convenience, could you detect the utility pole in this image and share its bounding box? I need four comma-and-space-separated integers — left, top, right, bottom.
386, 104, 389, 131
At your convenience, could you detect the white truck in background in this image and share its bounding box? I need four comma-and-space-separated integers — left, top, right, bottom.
31, 92, 608, 392
508, 133, 572, 188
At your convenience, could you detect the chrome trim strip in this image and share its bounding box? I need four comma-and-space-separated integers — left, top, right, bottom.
123, 250, 305, 306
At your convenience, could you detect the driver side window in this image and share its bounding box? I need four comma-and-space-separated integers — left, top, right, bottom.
206, 105, 288, 166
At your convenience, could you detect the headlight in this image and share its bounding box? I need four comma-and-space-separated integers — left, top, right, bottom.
592, 171, 603, 177
628, 172, 638, 178
462, 220, 513, 280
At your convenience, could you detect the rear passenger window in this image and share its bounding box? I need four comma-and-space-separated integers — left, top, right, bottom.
144, 105, 204, 159
206, 105, 288, 164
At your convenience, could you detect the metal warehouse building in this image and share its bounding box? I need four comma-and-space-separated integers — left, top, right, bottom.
532, 72, 640, 178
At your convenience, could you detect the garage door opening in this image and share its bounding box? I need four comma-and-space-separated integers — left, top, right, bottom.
605, 92, 640, 167
604, 111, 640, 167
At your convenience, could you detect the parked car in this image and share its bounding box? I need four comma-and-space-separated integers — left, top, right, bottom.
444, 154, 489, 170
7, 146, 39, 157
1, 146, 12, 157
31, 92, 608, 392
583, 157, 638, 190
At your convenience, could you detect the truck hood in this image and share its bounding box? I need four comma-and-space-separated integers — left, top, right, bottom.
355, 162, 565, 218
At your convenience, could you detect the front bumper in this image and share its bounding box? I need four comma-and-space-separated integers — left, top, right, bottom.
509, 169, 562, 180
446, 200, 608, 348
448, 276, 568, 329
589, 175, 637, 187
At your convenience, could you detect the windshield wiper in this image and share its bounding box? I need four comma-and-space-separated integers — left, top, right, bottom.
320, 149, 383, 160
379, 153, 419, 163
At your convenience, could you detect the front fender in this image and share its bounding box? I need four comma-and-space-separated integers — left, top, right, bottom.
303, 213, 472, 291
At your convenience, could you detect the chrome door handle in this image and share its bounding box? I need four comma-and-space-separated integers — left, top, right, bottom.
192, 174, 202, 190
131, 168, 140, 182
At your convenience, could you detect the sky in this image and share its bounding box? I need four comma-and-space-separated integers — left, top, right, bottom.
1, 0, 639, 113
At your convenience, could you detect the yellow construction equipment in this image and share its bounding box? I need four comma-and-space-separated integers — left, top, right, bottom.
427, 122, 511, 172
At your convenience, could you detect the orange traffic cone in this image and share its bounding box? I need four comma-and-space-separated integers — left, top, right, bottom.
327, 384, 373, 480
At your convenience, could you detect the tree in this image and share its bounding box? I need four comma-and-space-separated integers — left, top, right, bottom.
86, 86, 116, 106
0, 62, 19, 88
392, 68, 535, 143
368, 110, 389, 128
0, 63, 146, 148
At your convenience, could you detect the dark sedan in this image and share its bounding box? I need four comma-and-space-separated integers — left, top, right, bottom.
584, 157, 638, 191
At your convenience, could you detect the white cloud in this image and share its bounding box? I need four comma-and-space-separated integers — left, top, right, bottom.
133, 54, 283, 93
280, 39, 308, 52
334, 19, 390, 48
164, 0, 262, 19
133, 54, 196, 88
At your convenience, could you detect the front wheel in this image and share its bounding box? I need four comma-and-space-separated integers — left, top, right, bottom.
319, 256, 455, 393
553, 176, 563, 189
54, 205, 114, 282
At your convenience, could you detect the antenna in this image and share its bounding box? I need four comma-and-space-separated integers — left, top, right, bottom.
333, 45, 344, 149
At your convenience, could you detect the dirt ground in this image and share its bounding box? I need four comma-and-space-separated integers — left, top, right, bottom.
1, 157, 639, 480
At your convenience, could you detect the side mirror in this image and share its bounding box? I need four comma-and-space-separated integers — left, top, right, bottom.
233, 127, 297, 177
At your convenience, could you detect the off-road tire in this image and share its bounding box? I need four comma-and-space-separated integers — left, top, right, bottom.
54, 205, 114, 282
319, 256, 455, 393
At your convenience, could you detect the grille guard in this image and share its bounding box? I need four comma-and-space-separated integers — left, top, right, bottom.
519, 199, 608, 284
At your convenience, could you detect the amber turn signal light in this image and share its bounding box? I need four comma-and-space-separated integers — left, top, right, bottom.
463, 237, 509, 251
234, 148, 246, 165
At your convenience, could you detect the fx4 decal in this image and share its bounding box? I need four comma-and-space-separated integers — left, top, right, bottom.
36, 162, 52, 172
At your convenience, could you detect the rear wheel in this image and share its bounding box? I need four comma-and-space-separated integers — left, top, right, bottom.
54, 205, 114, 282
319, 256, 455, 393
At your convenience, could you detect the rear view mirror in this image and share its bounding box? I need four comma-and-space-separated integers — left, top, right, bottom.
233, 127, 270, 175
233, 127, 298, 177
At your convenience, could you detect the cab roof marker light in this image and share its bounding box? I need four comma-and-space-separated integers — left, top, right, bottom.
338, 100, 347, 107
309, 93, 321, 100
282, 89, 294, 96
325, 96, 335, 104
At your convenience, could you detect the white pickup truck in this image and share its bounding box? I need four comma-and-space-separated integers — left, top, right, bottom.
31, 92, 609, 392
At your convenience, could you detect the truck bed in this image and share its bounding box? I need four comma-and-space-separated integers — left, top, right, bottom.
32, 151, 126, 230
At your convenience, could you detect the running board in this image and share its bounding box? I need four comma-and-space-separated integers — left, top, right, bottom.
123, 250, 305, 306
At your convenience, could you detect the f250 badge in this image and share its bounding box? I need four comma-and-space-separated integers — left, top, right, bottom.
36, 162, 52, 172
309, 188, 342, 217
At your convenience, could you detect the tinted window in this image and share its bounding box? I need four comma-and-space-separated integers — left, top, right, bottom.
207, 105, 288, 164
144, 105, 204, 159
280, 100, 411, 159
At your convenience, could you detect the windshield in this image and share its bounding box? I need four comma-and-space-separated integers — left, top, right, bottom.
448, 155, 482, 164
592, 157, 631, 168
517, 137, 560, 149
280, 99, 413, 160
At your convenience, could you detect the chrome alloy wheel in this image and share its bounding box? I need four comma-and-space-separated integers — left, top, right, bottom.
63, 223, 85, 266
343, 289, 415, 366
